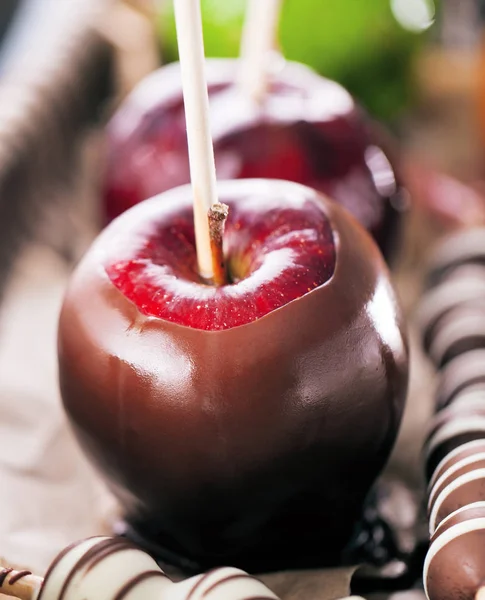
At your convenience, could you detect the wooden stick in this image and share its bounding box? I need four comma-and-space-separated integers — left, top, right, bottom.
0, 565, 42, 600
173, 0, 219, 282
238, 0, 283, 102
208, 202, 229, 286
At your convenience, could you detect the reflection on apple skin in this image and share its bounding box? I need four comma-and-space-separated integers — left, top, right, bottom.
59, 179, 408, 573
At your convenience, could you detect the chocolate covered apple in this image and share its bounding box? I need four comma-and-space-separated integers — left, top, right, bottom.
103, 58, 404, 259
59, 1, 408, 573
58, 178, 408, 571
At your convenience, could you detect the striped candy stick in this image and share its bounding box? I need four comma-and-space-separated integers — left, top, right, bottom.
0, 536, 167, 600
0, 536, 367, 600
0, 537, 277, 600
418, 229, 485, 600
0, 566, 42, 600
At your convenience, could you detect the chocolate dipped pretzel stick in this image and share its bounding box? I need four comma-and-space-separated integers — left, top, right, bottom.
0, 536, 367, 600
0, 536, 276, 600
0, 567, 42, 600
418, 229, 485, 600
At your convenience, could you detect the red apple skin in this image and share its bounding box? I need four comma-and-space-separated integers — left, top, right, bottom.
103, 59, 405, 260
58, 180, 409, 572
104, 180, 336, 330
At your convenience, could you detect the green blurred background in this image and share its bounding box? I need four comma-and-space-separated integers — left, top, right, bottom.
157, 0, 438, 121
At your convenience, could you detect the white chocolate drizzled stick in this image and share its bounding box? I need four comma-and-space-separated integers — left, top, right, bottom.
0, 537, 280, 600
0, 537, 168, 600
420, 234, 485, 600
37, 537, 168, 600
0, 566, 42, 600
168, 567, 278, 600
173, 0, 220, 282
238, 0, 283, 102
0, 536, 368, 600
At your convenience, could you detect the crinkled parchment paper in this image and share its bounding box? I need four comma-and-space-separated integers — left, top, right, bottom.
0, 246, 116, 574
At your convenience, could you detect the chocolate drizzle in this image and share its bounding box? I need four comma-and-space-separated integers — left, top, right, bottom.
37, 537, 89, 600
58, 538, 138, 600
185, 570, 274, 600
8, 570, 32, 584
241, 597, 275, 600
84, 539, 140, 573
186, 569, 218, 600
56, 538, 139, 600
112, 570, 168, 600
0, 568, 12, 587
202, 573, 253, 596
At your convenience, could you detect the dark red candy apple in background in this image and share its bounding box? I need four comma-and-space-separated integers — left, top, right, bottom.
103, 59, 406, 260
58, 179, 409, 573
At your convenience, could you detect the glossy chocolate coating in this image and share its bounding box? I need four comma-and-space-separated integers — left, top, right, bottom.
429, 439, 485, 490
58, 180, 409, 572
425, 404, 485, 446
435, 350, 485, 411
425, 419, 485, 483
425, 505, 485, 600
432, 264, 485, 289
417, 277, 485, 353
431, 503, 485, 542
429, 306, 485, 368
428, 455, 485, 515
425, 228, 485, 289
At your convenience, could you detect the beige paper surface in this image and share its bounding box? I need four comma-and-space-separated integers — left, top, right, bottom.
0, 246, 115, 574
